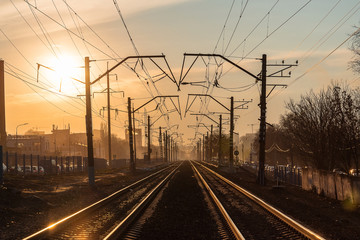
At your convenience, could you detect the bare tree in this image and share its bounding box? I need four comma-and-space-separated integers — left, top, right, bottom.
349, 27, 360, 74
281, 83, 360, 172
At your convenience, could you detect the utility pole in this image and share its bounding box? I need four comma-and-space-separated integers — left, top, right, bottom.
106, 63, 112, 167
206, 132, 209, 161
229, 96, 234, 171
127, 97, 135, 173
159, 127, 163, 161
164, 131, 168, 162
171, 139, 173, 162
199, 139, 202, 161
147, 115, 151, 162
0, 60, 6, 150
248, 123, 255, 134
197, 140, 200, 161
132, 106, 137, 161
169, 137, 172, 162
202, 134, 205, 161
85, 57, 95, 185
257, 54, 267, 185
210, 124, 213, 162
218, 115, 222, 165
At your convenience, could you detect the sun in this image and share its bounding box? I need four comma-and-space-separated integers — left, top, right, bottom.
44, 55, 83, 95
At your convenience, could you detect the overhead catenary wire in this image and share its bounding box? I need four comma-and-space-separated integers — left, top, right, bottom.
213, 0, 236, 54
298, 1, 360, 64
196, 1, 280, 131
240, 0, 312, 61
223, 0, 249, 56
227, 0, 280, 57
269, 26, 360, 101
112, 0, 175, 129
284, 0, 344, 61
5, 67, 83, 118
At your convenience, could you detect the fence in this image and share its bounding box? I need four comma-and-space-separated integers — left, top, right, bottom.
271, 166, 302, 187
2, 152, 85, 175
240, 163, 302, 187
302, 168, 360, 204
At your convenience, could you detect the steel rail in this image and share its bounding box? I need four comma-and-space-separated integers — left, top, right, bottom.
190, 161, 245, 240
103, 162, 182, 239
23, 164, 175, 239
196, 161, 326, 240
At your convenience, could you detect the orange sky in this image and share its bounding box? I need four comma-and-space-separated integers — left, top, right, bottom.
1, 0, 359, 145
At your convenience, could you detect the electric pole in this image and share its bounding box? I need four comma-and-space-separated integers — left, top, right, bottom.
85, 57, 95, 185
147, 115, 151, 162
257, 54, 267, 185
159, 126, 163, 161
106, 63, 112, 167
164, 131, 168, 162
218, 114, 222, 165
0, 60, 6, 150
202, 134, 205, 161
128, 97, 135, 173
229, 96, 234, 171
210, 124, 213, 162
132, 106, 137, 161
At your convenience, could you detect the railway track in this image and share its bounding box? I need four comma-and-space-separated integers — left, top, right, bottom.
192, 161, 325, 240
23, 160, 326, 239
23, 163, 180, 239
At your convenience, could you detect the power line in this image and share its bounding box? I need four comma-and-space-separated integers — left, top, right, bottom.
227, 0, 280, 57
23, 0, 118, 60
269, 26, 360, 101
298, 1, 360, 64
5, 67, 83, 118
213, 0, 236, 54
243, 0, 312, 60
223, 0, 249, 55
5, 70, 80, 100
218, 0, 311, 82
284, 0, 343, 60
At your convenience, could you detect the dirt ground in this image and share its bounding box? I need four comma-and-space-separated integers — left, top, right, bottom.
0, 163, 167, 240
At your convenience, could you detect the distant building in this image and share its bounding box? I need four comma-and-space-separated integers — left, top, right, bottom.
7, 134, 44, 154
6, 126, 105, 158
240, 133, 257, 163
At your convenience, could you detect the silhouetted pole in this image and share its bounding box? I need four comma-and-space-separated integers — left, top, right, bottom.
0, 146, 3, 185
218, 114, 222, 165
127, 97, 135, 173
165, 131, 168, 162
0, 60, 6, 150
197, 140, 199, 161
206, 132, 209, 161
169, 137, 171, 162
147, 115, 151, 162
175, 142, 177, 161
257, 54, 267, 185
210, 124, 213, 162
200, 139, 202, 161
159, 127, 163, 161
106, 63, 112, 167
132, 106, 137, 161
229, 96, 234, 171
202, 134, 205, 161
85, 57, 95, 185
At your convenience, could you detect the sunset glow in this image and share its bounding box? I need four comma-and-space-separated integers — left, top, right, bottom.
0, 0, 359, 139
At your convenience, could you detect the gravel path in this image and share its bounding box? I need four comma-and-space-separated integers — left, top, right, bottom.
140, 161, 222, 240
